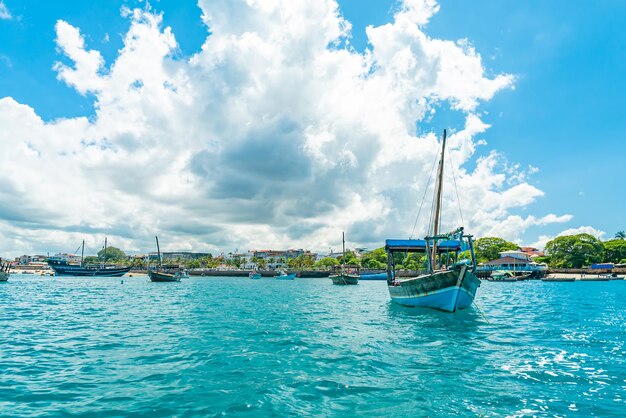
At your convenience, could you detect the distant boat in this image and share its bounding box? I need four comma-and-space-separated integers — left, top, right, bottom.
275, 270, 296, 280
0, 260, 10, 282
148, 236, 182, 282
47, 239, 131, 277
359, 272, 392, 281
330, 232, 359, 285
249, 271, 262, 280
487, 270, 518, 282
542, 276, 575, 282
385, 130, 480, 312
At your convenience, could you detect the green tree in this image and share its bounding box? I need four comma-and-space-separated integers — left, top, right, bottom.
474, 237, 519, 263
615, 231, 626, 240
98, 246, 126, 262
287, 254, 315, 269
83, 256, 99, 265
315, 257, 339, 268
534, 255, 551, 265
337, 250, 359, 266
603, 239, 626, 263
251, 257, 267, 269
361, 248, 387, 268
544, 233, 604, 268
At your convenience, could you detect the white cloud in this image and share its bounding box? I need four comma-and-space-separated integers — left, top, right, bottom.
0, 1, 11, 20
0, 1, 569, 257
529, 226, 606, 249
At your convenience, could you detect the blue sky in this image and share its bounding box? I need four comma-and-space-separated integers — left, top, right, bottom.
0, 0, 624, 256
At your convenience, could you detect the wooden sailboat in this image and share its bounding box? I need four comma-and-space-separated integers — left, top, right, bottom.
0, 260, 10, 282
330, 232, 359, 285
148, 236, 182, 282
46, 239, 131, 277
385, 130, 480, 312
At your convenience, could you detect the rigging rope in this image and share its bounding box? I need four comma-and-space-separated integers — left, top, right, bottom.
448, 149, 465, 228
410, 151, 439, 239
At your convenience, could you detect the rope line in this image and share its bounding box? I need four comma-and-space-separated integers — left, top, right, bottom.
409, 151, 439, 239
448, 149, 465, 228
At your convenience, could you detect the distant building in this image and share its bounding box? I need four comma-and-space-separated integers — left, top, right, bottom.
520, 246, 544, 258
479, 250, 548, 273
245, 249, 317, 269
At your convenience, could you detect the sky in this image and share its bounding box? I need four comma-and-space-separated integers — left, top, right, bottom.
0, 0, 624, 258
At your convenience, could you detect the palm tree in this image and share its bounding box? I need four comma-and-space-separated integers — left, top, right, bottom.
616, 231, 626, 240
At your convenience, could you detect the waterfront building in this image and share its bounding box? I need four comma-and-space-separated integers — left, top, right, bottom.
478, 250, 548, 274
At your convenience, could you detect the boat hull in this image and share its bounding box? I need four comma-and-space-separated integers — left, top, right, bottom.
330, 274, 359, 285
249, 273, 262, 280
49, 265, 131, 277
148, 271, 181, 282
388, 267, 480, 312
359, 272, 389, 281
275, 274, 296, 280
0, 272, 8, 282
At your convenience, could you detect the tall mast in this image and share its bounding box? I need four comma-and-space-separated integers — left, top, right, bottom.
80, 240, 85, 267
155, 236, 162, 269
103, 237, 108, 268
431, 129, 447, 268
342, 232, 346, 275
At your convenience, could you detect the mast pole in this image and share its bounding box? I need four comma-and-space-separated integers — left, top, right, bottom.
155, 236, 162, 269
81, 240, 85, 267
342, 232, 346, 275
103, 237, 108, 268
431, 129, 447, 269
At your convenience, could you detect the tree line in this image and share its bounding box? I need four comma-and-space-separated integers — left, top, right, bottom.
79, 230, 626, 270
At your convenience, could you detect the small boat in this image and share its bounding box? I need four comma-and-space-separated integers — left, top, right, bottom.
541, 275, 575, 282
359, 272, 392, 281
47, 239, 131, 277
0, 260, 10, 282
249, 271, 262, 280
275, 270, 296, 280
330, 232, 359, 285
148, 236, 182, 283
385, 130, 480, 312
487, 270, 518, 282
148, 270, 182, 282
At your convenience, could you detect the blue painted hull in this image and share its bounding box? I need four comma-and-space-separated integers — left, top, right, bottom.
360, 272, 390, 281
249, 273, 262, 280
275, 274, 296, 280
390, 285, 475, 311
388, 268, 480, 313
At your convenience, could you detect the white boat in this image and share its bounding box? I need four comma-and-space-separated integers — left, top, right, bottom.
275, 270, 296, 280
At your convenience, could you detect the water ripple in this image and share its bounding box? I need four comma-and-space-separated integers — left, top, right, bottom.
1, 276, 625, 416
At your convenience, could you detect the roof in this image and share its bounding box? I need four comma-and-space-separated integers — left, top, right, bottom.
385, 239, 461, 253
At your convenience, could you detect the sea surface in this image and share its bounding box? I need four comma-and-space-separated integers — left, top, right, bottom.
1, 275, 625, 417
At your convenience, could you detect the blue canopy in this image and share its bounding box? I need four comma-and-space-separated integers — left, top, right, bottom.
385, 239, 461, 253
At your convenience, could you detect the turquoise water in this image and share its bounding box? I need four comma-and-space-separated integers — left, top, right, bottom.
1, 275, 625, 417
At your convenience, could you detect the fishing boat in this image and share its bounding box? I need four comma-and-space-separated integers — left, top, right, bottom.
0, 260, 10, 282
47, 239, 131, 277
330, 232, 359, 285
487, 270, 518, 282
148, 236, 182, 282
359, 271, 393, 281
249, 270, 262, 280
274, 270, 296, 280
385, 129, 480, 312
